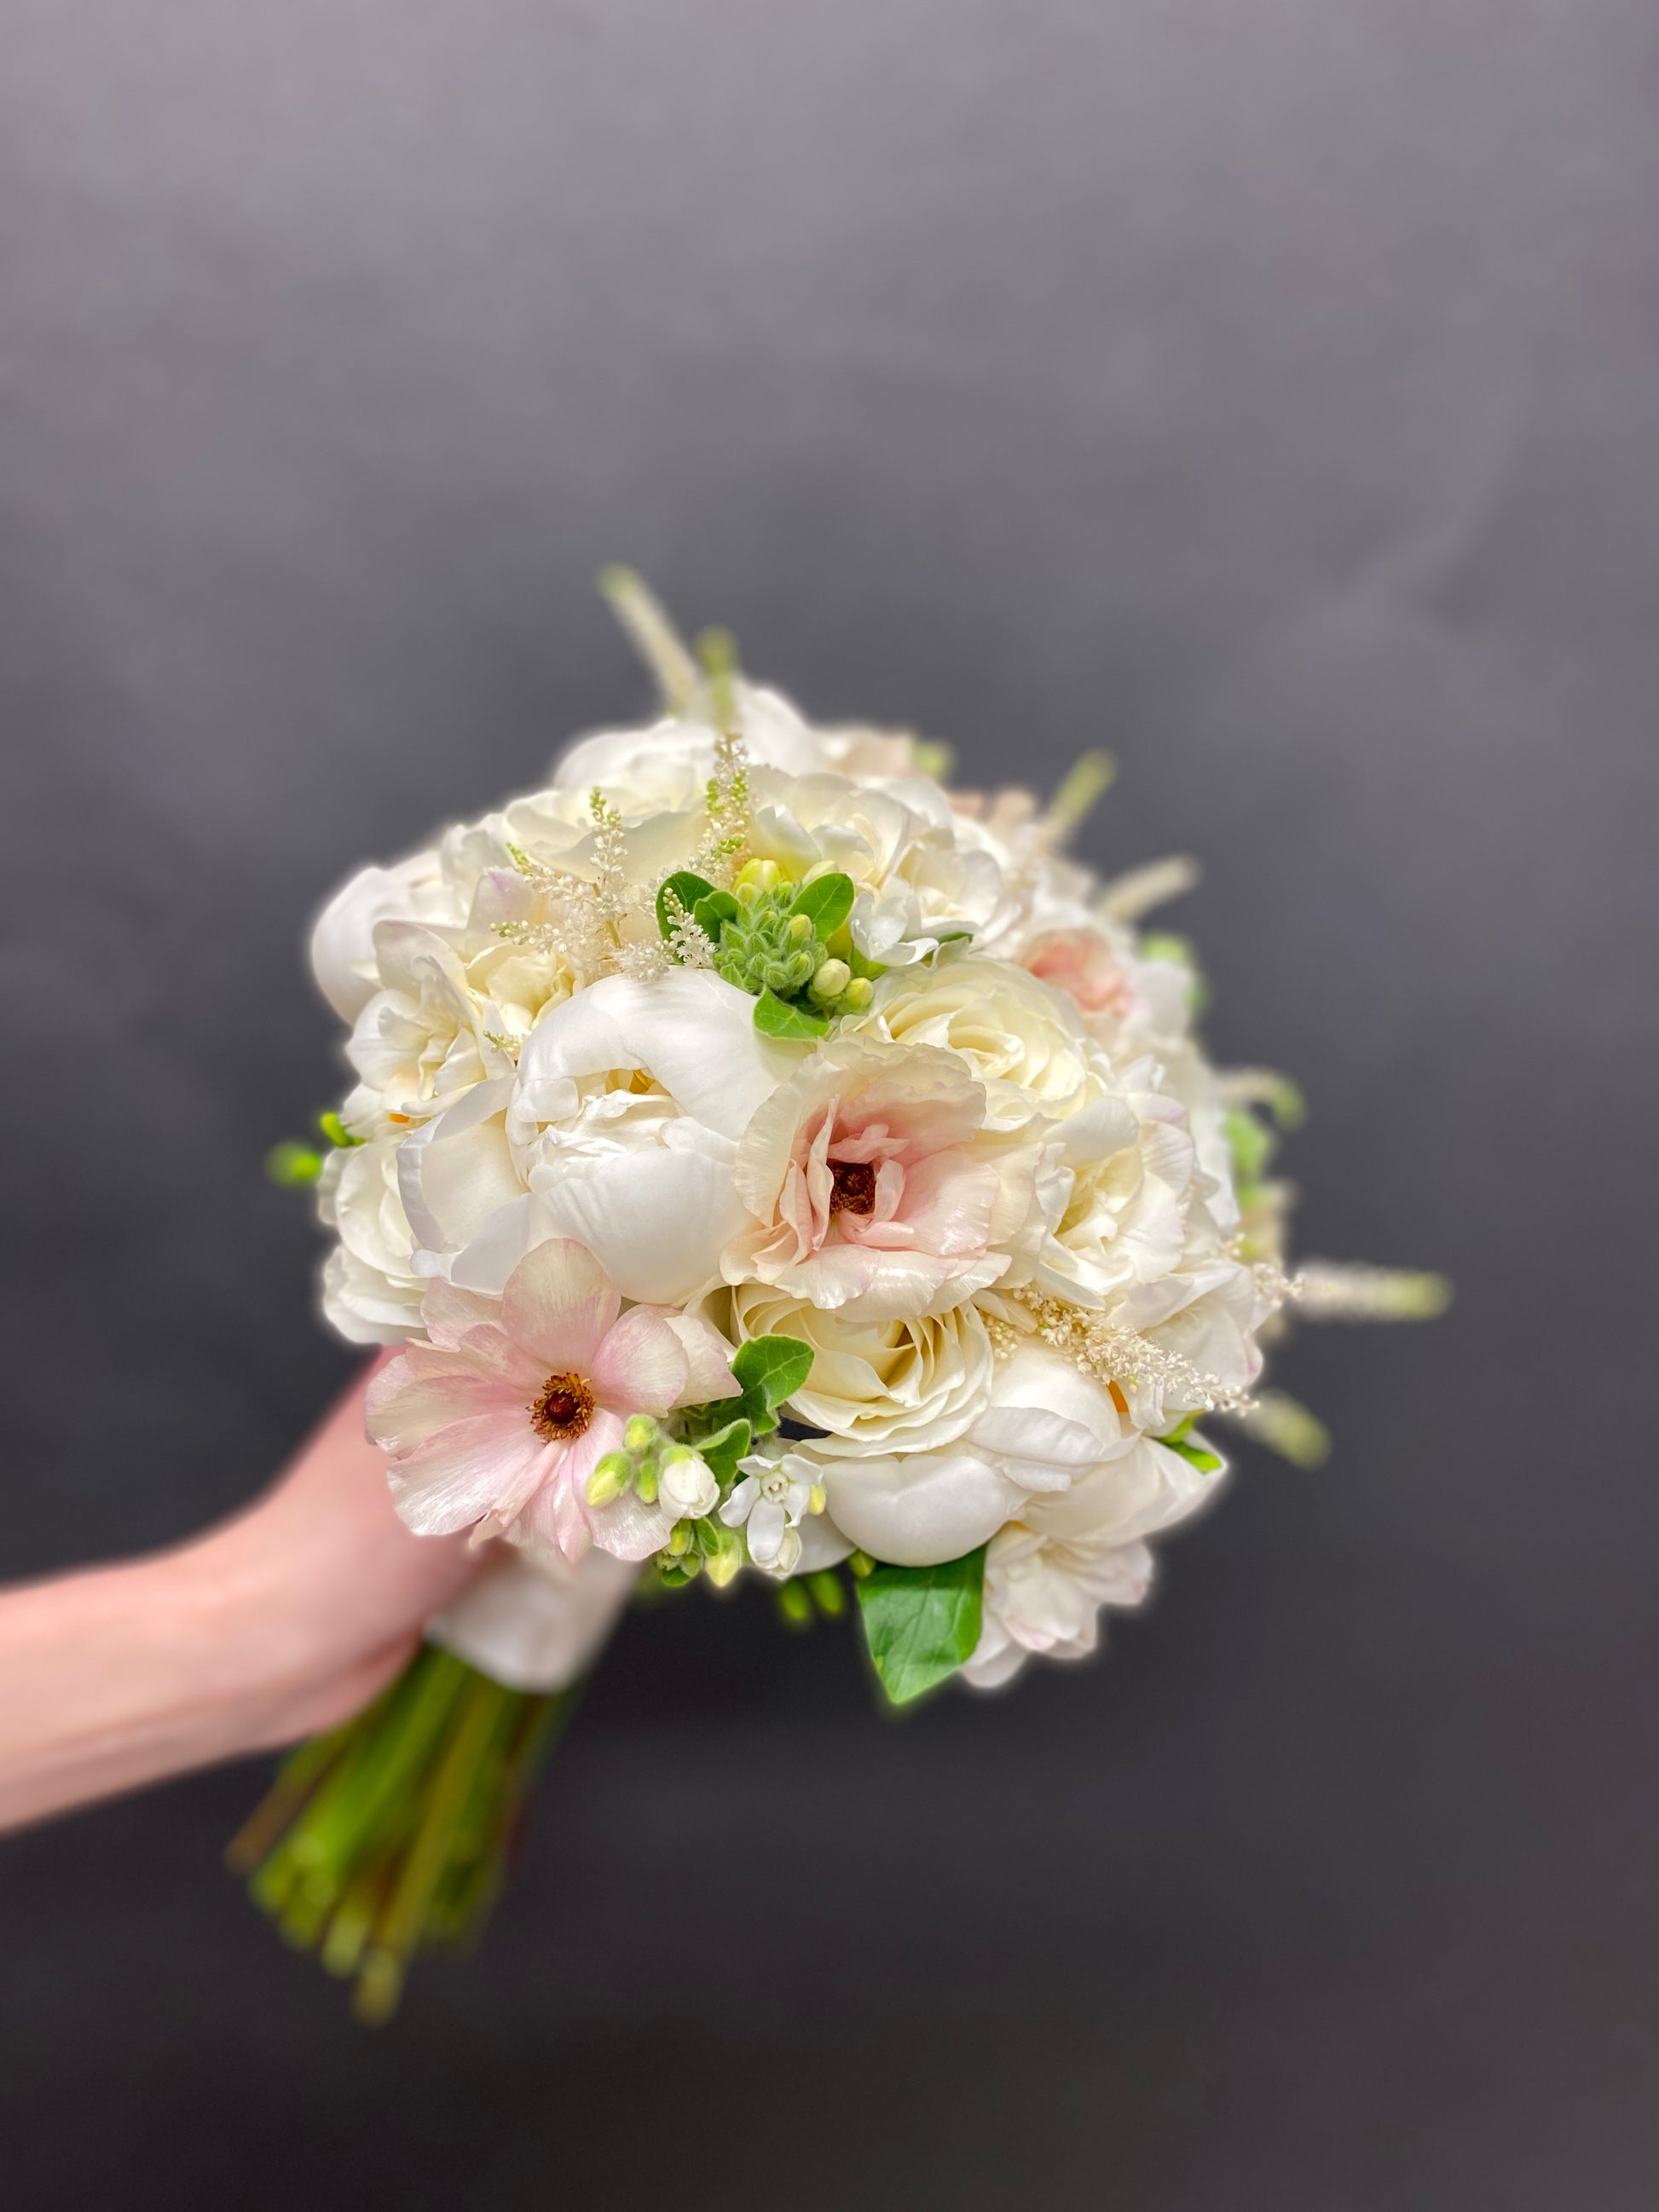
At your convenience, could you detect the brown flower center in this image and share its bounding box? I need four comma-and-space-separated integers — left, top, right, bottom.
529, 1371, 594, 1441
830, 1159, 877, 1217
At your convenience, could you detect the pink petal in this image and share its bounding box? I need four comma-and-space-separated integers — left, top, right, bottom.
386, 1412, 551, 1536
500, 1237, 619, 1372
366, 1348, 516, 1454
419, 1278, 503, 1349
589, 1305, 691, 1414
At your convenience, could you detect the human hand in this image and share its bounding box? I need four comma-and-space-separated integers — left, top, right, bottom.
0, 1358, 483, 1834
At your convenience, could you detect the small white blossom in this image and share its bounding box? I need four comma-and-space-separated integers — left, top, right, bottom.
720, 1450, 821, 1577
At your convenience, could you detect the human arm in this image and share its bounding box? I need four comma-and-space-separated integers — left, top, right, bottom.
0, 1360, 478, 1834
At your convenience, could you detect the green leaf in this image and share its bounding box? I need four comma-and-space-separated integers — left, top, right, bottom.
656, 871, 717, 940
753, 989, 829, 1039
1157, 1434, 1224, 1475
693, 1416, 751, 1485
731, 1337, 814, 1429
789, 870, 855, 938
692, 889, 740, 933
856, 1549, 986, 1707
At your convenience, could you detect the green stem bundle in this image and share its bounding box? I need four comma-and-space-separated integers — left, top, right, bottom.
228, 1647, 576, 2022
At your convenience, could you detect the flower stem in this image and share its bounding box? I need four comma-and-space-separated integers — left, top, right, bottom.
231, 1646, 576, 2019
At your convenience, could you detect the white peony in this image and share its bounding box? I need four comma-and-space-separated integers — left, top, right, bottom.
509, 969, 802, 1305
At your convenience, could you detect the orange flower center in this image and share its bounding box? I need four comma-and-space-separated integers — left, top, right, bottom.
830, 1159, 877, 1217
529, 1371, 594, 1441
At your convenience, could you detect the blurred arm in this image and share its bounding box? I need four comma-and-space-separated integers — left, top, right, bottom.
0, 1362, 479, 1834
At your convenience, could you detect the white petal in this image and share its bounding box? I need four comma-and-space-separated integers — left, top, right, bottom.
425, 1546, 637, 1692
540, 1149, 749, 1307
516, 970, 800, 1140
818, 1450, 1026, 1568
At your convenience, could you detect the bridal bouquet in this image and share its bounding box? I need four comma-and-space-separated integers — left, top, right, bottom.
240, 574, 1444, 2017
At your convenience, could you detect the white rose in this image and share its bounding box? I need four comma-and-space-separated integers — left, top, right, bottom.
853, 955, 1138, 1143
813, 1341, 1138, 1567
1032, 1066, 1199, 1309
344, 922, 516, 1123
724, 1283, 993, 1458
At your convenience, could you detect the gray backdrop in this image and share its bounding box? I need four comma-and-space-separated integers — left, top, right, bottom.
3, 3, 1656, 2206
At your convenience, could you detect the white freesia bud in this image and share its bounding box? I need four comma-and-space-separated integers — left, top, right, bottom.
658, 1445, 720, 1520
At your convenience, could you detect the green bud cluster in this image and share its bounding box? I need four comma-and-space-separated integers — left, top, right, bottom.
713, 883, 829, 1001
656, 1515, 745, 1588
586, 1414, 671, 1507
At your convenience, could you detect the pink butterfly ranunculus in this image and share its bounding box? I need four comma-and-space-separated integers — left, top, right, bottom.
367, 1238, 738, 1565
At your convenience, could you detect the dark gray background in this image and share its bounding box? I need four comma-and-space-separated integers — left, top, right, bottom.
3, 3, 1656, 2205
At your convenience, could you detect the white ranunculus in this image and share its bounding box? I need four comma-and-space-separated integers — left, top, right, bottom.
962, 1532, 1154, 1689
317, 1137, 426, 1343
962, 1426, 1227, 1687
345, 922, 517, 1123
1032, 1066, 1199, 1309
309, 848, 464, 1022
853, 956, 1138, 1143
426, 1545, 639, 1693
724, 1283, 994, 1458
745, 769, 1013, 967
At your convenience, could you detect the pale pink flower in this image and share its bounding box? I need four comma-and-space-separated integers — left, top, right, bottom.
366, 1237, 739, 1566
722, 1036, 1044, 1322
1021, 927, 1136, 1020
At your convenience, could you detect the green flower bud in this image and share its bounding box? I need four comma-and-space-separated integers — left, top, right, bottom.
776, 1580, 813, 1628
623, 1414, 659, 1454
585, 1452, 633, 1506
634, 1459, 660, 1505
807, 958, 851, 1002
840, 977, 874, 1011
784, 912, 813, 945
